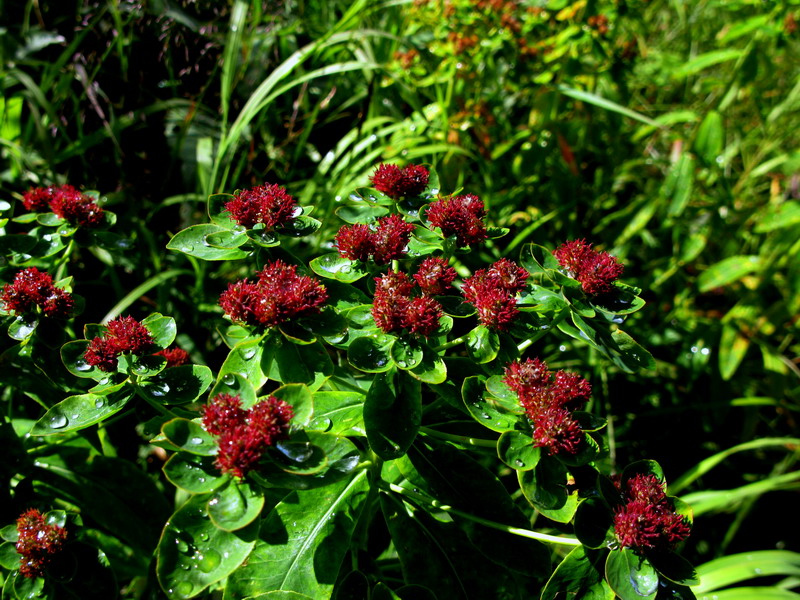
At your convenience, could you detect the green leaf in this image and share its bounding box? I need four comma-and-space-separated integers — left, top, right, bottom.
270, 434, 329, 476
161, 419, 217, 456
308, 391, 365, 437
203, 229, 249, 249
277, 216, 321, 237
697, 256, 760, 292
163, 454, 228, 494
465, 325, 500, 364
390, 337, 424, 370
605, 548, 659, 600
309, 253, 368, 283
271, 384, 314, 429
648, 550, 698, 586
693, 111, 724, 166
496, 430, 540, 471
208, 480, 265, 532
119, 353, 166, 377
754, 201, 800, 233
518, 457, 575, 520
541, 546, 614, 600
223, 471, 369, 599
7, 316, 38, 341
347, 333, 395, 373
0, 542, 19, 570
61, 340, 107, 379
574, 498, 614, 549
364, 371, 421, 460
407, 345, 447, 384
157, 493, 258, 599
666, 153, 695, 217
718, 324, 750, 381
674, 49, 743, 78
693, 550, 800, 594
696, 588, 800, 600
335, 204, 389, 223
220, 338, 266, 390
462, 376, 521, 433
30, 391, 133, 435
167, 224, 249, 260
139, 365, 214, 405
263, 339, 332, 389
247, 229, 280, 248
606, 329, 656, 372
556, 86, 661, 127
142, 313, 178, 349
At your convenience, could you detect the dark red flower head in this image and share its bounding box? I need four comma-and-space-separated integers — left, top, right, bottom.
219, 260, 328, 328
0, 268, 74, 318
224, 183, 298, 229
503, 357, 591, 455
426, 193, 487, 247
84, 316, 155, 372
613, 473, 691, 551
413, 257, 457, 296
461, 259, 529, 331
370, 163, 430, 199
335, 215, 415, 264
335, 223, 374, 262
371, 270, 442, 336
552, 239, 624, 296
203, 393, 294, 478
49, 185, 104, 227
16, 509, 68, 579
154, 347, 190, 368
22, 186, 57, 212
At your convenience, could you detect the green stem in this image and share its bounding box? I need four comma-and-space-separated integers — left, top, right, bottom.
53, 240, 75, 280
420, 427, 497, 448
517, 338, 534, 353
432, 334, 468, 353
382, 482, 581, 546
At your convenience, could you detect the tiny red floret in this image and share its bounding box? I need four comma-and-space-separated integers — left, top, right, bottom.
224, 183, 298, 229
413, 257, 457, 296
503, 357, 592, 455
84, 315, 155, 372
335, 223, 375, 262
22, 186, 56, 212
203, 393, 293, 478
613, 474, 691, 551
406, 296, 443, 336
372, 214, 415, 264
426, 193, 487, 247
370, 163, 429, 199
154, 347, 190, 368
0, 268, 74, 318
552, 239, 624, 296
16, 509, 67, 579
49, 185, 104, 227
462, 259, 529, 331
219, 260, 328, 328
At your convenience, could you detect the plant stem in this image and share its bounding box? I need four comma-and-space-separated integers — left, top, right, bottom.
420, 427, 497, 448
433, 334, 468, 352
382, 482, 581, 546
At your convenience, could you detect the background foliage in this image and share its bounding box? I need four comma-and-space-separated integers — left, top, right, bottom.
1, 0, 799, 598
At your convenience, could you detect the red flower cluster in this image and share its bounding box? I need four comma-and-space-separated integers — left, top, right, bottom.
552, 239, 624, 296
219, 260, 328, 328
413, 256, 458, 296
15, 509, 67, 579
461, 258, 529, 330
503, 357, 591, 455
613, 474, 692, 551
372, 267, 446, 337
154, 347, 190, 368
0, 268, 73, 318
202, 393, 293, 478
335, 214, 415, 264
223, 183, 297, 229
370, 163, 430, 199
426, 193, 487, 247
23, 184, 104, 227
84, 316, 155, 372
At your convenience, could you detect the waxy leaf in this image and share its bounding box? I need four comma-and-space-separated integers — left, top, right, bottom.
163, 454, 228, 494
220, 338, 266, 390
208, 480, 265, 532
465, 325, 500, 364
263, 338, 332, 389
142, 313, 178, 349
364, 371, 421, 460
308, 391, 365, 437
462, 376, 520, 433
139, 365, 214, 405
407, 345, 447, 384
541, 546, 614, 600
605, 548, 659, 600
157, 493, 258, 599
390, 337, 424, 370
271, 384, 314, 429
347, 333, 395, 373
223, 471, 369, 599
210, 372, 258, 409
497, 430, 540, 471
309, 253, 368, 283
161, 418, 217, 456
31, 390, 133, 435
167, 224, 249, 260
61, 340, 107, 379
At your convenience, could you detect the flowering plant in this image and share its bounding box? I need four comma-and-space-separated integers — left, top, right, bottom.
1, 166, 698, 600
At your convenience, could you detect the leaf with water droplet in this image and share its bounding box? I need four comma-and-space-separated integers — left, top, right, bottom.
207, 480, 264, 532
364, 371, 421, 460
309, 253, 368, 283
462, 376, 519, 433
157, 493, 257, 599
163, 454, 228, 494
210, 370, 258, 409
31, 391, 133, 436
61, 340, 107, 379
162, 418, 217, 456
141, 365, 213, 405
497, 430, 540, 471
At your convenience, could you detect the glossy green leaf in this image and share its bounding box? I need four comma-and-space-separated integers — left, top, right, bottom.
270, 436, 329, 476
208, 480, 265, 532
496, 430, 540, 471
696, 588, 800, 600
167, 224, 249, 260
263, 337, 332, 389
697, 256, 761, 292
161, 419, 217, 456
335, 203, 389, 223
271, 384, 314, 429
693, 550, 800, 593
142, 313, 178, 349
693, 110, 724, 166
30, 391, 133, 435
156, 493, 258, 599
220, 338, 266, 390
462, 376, 521, 433
162, 454, 228, 494
347, 333, 395, 373
210, 371, 258, 409
574, 497, 614, 549
518, 457, 576, 521
119, 354, 166, 377
407, 345, 447, 384
7, 316, 37, 341
223, 471, 369, 599
247, 229, 280, 248
666, 153, 695, 217
648, 550, 698, 586
364, 371, 421, 460
277, 216, 321, 237
309, 253, 368, 283
541, 546, 614, 600
139, 365, 214, 405
606, 329, 656, 372
390, 337, 424, 370
60, 340, 107, 379
203, 229, 248, 249
606, 548, 658, 600
307, 391, 365, 437
465, 325, 500, 364
0, 542, 19, 570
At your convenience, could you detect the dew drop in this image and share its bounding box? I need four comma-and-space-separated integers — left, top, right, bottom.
196, 549, 221, 573
514, 459, 525, 467
74, 359, 92, 372
94, 398, 106, 409
198, 532, 209, 542
181, 244, 195, 253
175, 581, 194, 597
222, 373, 235, 385
150, 382, 171, 397
190, 436, 203, 445
49, 414, 68, 429
242, 348, 256, 360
